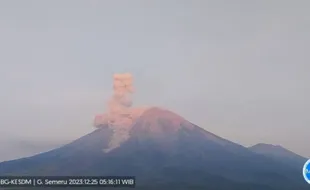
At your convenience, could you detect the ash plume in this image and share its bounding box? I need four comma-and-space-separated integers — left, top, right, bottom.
94, 73, 135, 128
94, 73, 149, 152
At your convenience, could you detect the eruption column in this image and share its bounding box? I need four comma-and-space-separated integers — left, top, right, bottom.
94, 73, 134, 128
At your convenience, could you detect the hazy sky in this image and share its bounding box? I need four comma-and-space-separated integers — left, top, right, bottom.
0, 0, 309, 160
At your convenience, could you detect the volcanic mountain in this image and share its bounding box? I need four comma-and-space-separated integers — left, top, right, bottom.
249, 143, 307, 169
0, 107, 308, 190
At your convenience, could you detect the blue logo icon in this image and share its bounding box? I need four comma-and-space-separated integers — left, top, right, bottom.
303, 159, 310, 184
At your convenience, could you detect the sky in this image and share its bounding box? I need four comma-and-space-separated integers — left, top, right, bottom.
0, 0, 309, 161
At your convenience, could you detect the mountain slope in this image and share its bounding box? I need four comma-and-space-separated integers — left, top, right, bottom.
0, 107, 308, 190
249, 143, 307, 169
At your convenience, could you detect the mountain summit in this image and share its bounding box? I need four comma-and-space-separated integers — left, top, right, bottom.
249, 143, 307, 169
0, 107, 308, 190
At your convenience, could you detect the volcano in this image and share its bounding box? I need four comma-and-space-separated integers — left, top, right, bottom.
0, 107, 308, 190
249, 143, 307, 169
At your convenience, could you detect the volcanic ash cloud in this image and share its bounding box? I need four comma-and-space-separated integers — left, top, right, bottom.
94, 73, 135, 128
93, 73, 147, 152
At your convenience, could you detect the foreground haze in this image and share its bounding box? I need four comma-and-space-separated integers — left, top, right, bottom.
0, 0, 309, 161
